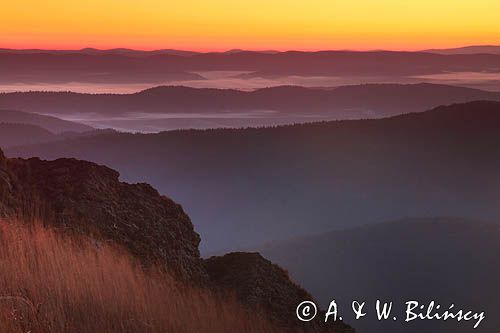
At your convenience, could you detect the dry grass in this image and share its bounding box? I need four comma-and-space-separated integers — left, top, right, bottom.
0, 219, 275, 333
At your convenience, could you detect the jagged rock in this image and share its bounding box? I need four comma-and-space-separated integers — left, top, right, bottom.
0, 150, 206, 282
204, 252, 354, 333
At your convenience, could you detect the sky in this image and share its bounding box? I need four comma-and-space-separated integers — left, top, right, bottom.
2, 0, 500, 51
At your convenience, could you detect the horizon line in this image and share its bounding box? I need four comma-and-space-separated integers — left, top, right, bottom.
1, 44, 500, 54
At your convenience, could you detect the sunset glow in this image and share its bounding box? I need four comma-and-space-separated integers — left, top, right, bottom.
2, 0, 500, 51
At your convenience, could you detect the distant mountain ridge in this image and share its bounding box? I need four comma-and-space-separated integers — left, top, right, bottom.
423, 45, 500, 55
0, 47, 200, 57
2, 50, 500, 84
2, 83, 500, 120
0, 53, 204, 83
3, 45, 500, 56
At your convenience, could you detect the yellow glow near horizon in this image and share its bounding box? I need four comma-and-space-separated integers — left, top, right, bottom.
1, 0, 500, 51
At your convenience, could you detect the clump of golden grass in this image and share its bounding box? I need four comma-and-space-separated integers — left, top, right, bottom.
0, 220, 275, 333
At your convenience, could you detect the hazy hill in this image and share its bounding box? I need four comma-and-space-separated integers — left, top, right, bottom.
2, 83, 500, 119
0, 48, 200, 57
0, 53, 203, 83
8, 101, 500, 253
0, 109, 92, 133
260, 217, 500, 333
423, 45, 500, 55
227, 51, 500, 77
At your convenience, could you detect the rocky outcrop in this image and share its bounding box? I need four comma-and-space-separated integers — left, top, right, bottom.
0, 149, 353, 332
0, 151, 205, 281
205, 252, 353, 333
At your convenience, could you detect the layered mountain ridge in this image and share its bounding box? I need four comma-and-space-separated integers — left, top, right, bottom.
8, 101, 500, 252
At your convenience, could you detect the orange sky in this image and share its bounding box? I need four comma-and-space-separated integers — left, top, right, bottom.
2, 0, 500, 51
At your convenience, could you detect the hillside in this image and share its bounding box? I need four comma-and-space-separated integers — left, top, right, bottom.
0, 149, 352, 333
0, 109, 92, 133
0, 123, 57, 147
0, 109, 105, 148
7, 101, 500, 253
260, 217, 500, 333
